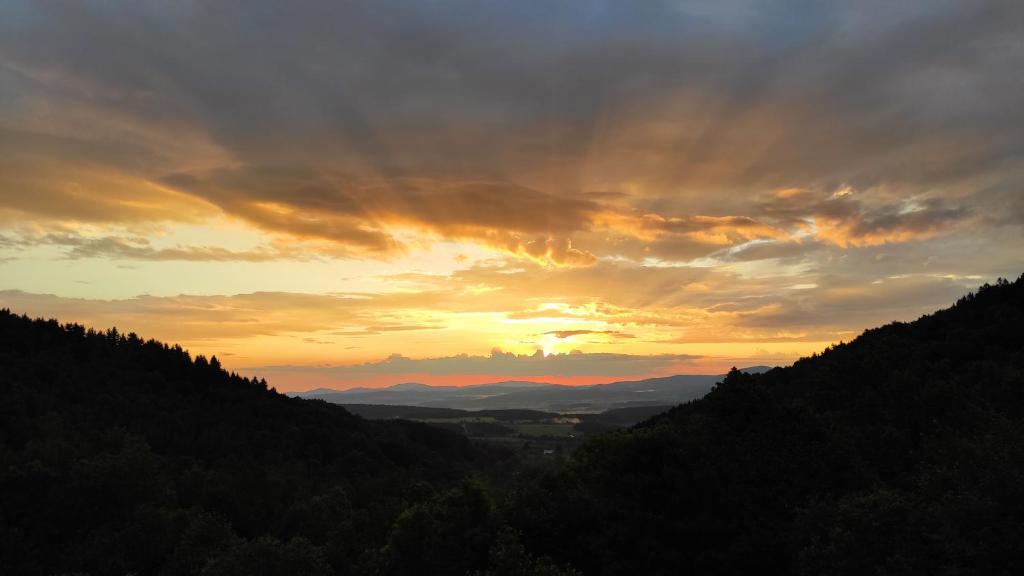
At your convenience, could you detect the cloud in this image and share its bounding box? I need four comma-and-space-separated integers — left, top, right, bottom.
0, 254, 1008, 390
35, 233, 314, 262
0, 233, 18, 249
732, 274, 978, 330
814, 197, 972, 247
542, 330, 636, 339
158, 170, 607, 265
0, 289, 444, 342
2, 0, 1021, 265
759, 188, 974, 247
2, 0, 1023, 390
498, 234, 597, 267
257, 348, 701, 379
711, 239, 823, 262
0, 126, 219, 225
634, 214, 785, 241
331, 323, 446, 337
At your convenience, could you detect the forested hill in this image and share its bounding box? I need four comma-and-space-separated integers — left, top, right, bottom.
508, 275, 1024, 575
4, 276, 1024, 575
0, 310, 515, 575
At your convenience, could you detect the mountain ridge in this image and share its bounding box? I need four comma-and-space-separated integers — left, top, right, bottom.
300, 365, 775, 395
298, 366, 775, 413
0, 308, 503, 575
508, 275, 1024, 575
4, 277, 1024, 574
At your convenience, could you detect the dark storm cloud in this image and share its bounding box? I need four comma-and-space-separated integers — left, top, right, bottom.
1, 0, 1022, 256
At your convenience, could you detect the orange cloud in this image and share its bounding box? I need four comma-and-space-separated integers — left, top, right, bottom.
814, 206, 969, 247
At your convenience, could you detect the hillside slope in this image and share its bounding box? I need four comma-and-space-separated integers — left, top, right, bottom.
0, 311, 501, 575
4, 276, 1024, 575
509, 276, 1024, 575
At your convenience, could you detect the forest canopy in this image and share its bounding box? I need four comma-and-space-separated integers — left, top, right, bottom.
2, 275, 1024, 575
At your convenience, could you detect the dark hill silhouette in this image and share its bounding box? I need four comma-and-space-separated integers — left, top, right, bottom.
4, 276, 1024, 575
0, 310, 520, 575
508, 275, 1024, 575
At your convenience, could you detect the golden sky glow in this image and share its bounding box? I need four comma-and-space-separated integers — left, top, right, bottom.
2, 1, 1023, 390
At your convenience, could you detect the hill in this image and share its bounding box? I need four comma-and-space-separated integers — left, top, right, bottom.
300, 372, 750, 412
0, 311, 526, 575
507, 276, 1024, 575
5, 276, 1024, 575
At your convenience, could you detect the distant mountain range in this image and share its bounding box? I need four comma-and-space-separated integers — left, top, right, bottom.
297, 366, 773, 412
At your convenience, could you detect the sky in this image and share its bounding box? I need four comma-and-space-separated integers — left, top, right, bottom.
1, 1, 1022, 391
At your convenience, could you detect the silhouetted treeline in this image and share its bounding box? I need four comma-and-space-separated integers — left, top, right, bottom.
3, 275, 1024, 575
0, 311, 571, 575
507, 276, 1024, 575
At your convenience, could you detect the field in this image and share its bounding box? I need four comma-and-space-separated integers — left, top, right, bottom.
339, 404, 673, 458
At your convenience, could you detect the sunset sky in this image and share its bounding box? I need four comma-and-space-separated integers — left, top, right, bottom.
1, 1, 1022, 390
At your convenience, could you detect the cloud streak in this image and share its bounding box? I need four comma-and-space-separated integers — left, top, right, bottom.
1, 1, 1022, 388
257, 348, 701, 379
1, 0, 1021, 264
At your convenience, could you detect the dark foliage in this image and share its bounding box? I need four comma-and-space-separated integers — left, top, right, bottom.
4, 275, 1024, 575
0, 311, 504, 575
508, 276, 1024, 575
339, 405, 559, 422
